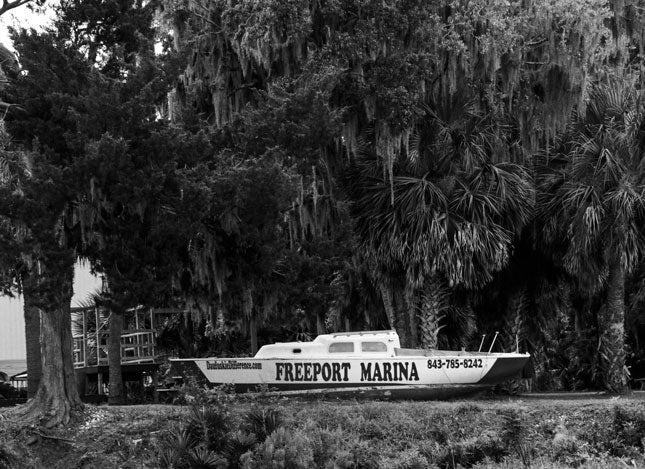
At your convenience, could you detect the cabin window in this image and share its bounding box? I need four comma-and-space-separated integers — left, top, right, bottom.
292, 348, 301, 354
329, 342, 354, 353
361, 341, 387, 352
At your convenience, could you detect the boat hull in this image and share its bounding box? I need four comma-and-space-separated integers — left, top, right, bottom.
169, 354, 529, 399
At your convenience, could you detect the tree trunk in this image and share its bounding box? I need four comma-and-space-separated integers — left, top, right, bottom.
25, 305, 83, 427
23, 295, 42, 398
405, 287, 419, 348
419, 281, 447, 350
393, 287, 410, 347
107, 311, 125, 405
599, 257, 628, 393
250, 313, 258, 355
21, 254, 83, 427
181, 310, 194, 356
243, 287, 257, 354
378, 281, 397, 331
419, 290, 444, 350
316, 312, 325, 335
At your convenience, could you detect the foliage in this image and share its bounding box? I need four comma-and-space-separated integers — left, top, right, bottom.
5, 396, 645, 468
240, 427, 315, 469
7, 0, 645, 399
243, 406, 284, 442
185, 404, 230, 453
536, 80, 645, 391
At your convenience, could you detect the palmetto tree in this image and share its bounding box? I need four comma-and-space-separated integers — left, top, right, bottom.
349, 95, 534, 347
537, 81, 645, 392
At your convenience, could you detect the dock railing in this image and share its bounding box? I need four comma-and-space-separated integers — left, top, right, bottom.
73, 329, 157, 368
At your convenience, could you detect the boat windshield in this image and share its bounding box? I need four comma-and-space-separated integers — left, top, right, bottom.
361, 342, 387, 352
329, 342, 354, 353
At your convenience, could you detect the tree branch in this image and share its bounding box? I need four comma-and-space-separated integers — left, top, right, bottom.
0, 0, 35, 18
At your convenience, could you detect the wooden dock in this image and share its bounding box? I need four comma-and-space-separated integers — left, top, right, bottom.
71, 306, 168, 401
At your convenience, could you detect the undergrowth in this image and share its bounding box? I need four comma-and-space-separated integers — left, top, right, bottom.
140, 385, 645, 468
3, 389, 645, 468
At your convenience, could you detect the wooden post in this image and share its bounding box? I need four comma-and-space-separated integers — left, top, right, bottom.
95, 306, 100, 365
97, 372, 103, 396
135, 308, 140, 359
82, 308, 88, 367
152, 369, 159, 404
150, 309, 156, 361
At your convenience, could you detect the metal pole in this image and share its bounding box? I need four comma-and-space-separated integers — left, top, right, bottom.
487, 331, 499, 354
478, 334, 486, 352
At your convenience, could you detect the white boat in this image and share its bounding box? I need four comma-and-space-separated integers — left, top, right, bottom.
169, 330, 530, 399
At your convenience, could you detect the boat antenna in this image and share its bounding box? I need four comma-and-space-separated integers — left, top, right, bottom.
487, 331, 499, 354
478, 334, 486, 352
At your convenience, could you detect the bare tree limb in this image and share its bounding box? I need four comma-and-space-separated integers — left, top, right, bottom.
33, 430, 75, 444
0, 0, 35, 18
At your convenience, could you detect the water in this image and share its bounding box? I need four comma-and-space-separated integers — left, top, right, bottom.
0, 359, 27, 377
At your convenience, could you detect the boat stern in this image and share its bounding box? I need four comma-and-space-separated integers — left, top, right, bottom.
477, 354, 530, 385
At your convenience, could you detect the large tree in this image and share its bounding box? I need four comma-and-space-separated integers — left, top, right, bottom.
0, 27, 99, 424
537, 81, 645, 392
2, 0, 165, 420
348, 94, 534, 347
161, 0, 615, 349
83, 129, 213, 403
0, 0, 49, 400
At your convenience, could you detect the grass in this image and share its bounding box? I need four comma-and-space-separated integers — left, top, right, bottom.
1, 394, 645, 468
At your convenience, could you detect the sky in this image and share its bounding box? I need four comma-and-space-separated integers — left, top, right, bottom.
0, 1, 54, 50
0, 263, 103, 360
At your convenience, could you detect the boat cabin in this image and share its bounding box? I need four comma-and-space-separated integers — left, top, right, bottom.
254, 330, 401, 358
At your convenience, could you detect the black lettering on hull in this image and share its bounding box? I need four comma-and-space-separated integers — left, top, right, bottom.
360, 362, 420, 382
276, 361, 421, 383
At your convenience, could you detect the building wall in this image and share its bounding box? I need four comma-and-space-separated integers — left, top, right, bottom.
0, 296, 25, 360
0, 262, 102, 360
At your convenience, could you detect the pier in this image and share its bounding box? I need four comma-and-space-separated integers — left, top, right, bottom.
71, 306, 171, 401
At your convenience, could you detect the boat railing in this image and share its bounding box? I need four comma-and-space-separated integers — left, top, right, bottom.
478, 331, 500, 353
9, 376, 27, 390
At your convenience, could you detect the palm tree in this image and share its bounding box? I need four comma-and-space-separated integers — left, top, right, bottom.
536, 81, 645, 393
349, 94, 534, 347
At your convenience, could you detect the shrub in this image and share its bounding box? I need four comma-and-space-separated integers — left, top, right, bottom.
154, 426, 196, 468
612, 406, 645, 453
185, 404, 230, 452
244, 406, 284, 442
431, 432, 506, 469
240, 427, 314, 469
176, 381, 238, 407
499, 409, 533, 467
551, 420, 588, 467
187, 446, 227, 469
339, 439, 380, 469
304, 423, 344, 465
428, 422, 451, 445
225, 430, 257, 468
380, 449, 430, 469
